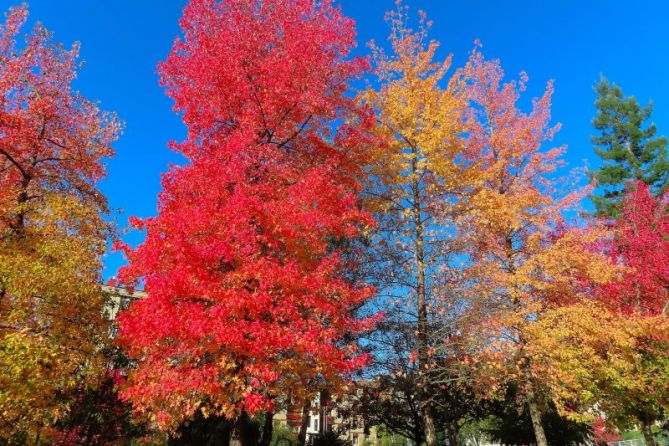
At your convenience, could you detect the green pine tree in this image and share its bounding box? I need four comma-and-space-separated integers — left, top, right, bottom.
590, 77, 669, 216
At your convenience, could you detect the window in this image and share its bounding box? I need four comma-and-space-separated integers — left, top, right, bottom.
313, 416, 318, 431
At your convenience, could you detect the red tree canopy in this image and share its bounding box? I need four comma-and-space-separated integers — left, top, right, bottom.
600, 181, 669, 315
115, 0, 377, 430
0, 6, 117, 231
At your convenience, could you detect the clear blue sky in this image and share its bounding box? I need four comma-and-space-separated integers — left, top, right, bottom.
3, 1, 668, 279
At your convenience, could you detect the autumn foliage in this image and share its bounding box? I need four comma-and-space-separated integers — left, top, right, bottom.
359, 7, 468, 446
600, 181, 669, 315
595, 183, 669, 441
1, 1, 667, 445
114, 0, 377, 431
451, 43, 618, 445
0, 4, 120, 441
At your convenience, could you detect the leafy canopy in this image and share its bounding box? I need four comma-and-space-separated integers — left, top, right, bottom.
115, 0, 378, 432
0, 4, 120, 441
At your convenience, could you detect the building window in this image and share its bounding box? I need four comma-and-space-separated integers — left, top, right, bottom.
313, 416, 318, 431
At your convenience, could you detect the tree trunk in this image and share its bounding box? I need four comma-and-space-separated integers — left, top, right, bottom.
641, 420, 656, 446
411, 151, 437, 446
445, 421, 460, 446
261, 411, 274, 446
230, 412, 250, 446
527, 393, 548, 446
412, 418, 425, 446
12, 175, 31, 233
422, 404, 438, 446
297, 400, 312, 446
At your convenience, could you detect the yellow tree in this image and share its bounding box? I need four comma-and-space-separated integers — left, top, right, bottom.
454, 45, 614, 446
0, 6, 120, 441
526, 183, 669, 446
360, 4, 472, 445
525, 301, 669, 441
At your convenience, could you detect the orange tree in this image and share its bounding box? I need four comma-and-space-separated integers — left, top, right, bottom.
359, 4, 470, 446
454, 45, 614, 446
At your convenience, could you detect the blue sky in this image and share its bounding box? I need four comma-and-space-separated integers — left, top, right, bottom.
3, 1, 668, 278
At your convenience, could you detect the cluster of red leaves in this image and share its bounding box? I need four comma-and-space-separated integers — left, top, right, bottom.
115, 0, 378, 429
591, 416, 621, 442
600, 181, 669, 316
0, 5, 117, 230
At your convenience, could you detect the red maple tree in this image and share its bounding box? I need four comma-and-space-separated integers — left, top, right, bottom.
115, 0, 377, 431
600, 181, 669, 316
